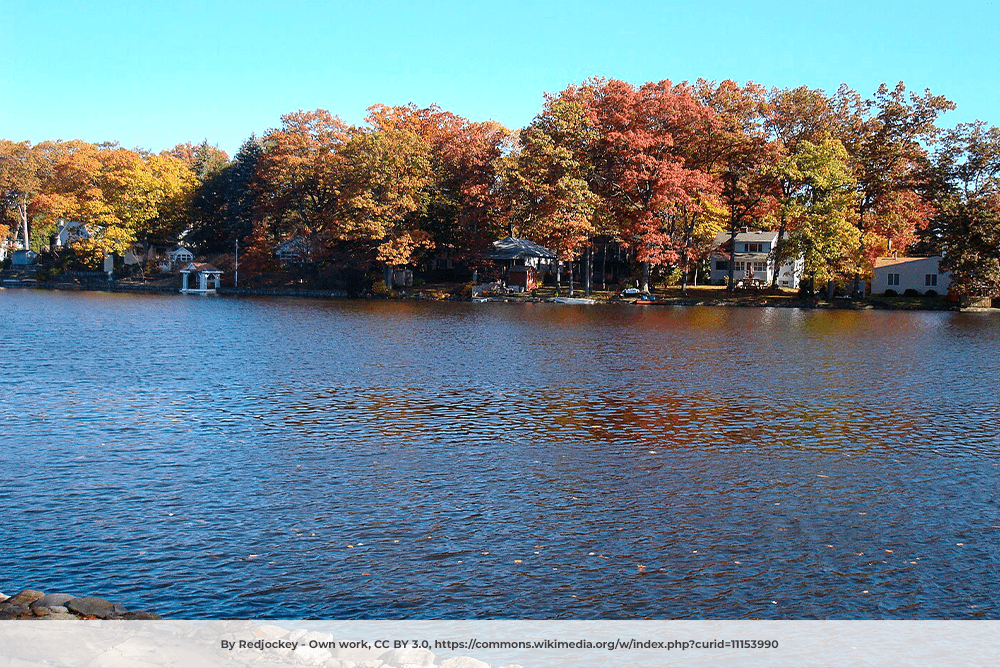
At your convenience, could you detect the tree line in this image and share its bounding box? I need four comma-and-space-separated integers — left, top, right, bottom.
2, 78, 998, 297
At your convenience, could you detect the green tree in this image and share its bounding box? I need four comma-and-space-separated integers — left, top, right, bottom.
780, 139, 860, 298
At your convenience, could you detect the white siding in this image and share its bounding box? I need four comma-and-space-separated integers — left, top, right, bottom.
872, 257, 950, 295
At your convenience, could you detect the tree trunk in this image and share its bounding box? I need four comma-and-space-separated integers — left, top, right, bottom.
771, 211, 787, 289
680, 211, 697, 296
568, 263, 574, 296
601, 242, 607, 290
693, 263, 699, 287
18, 198, 29, 250
583, 245, 592, 296
383, 262, 392, 289
727, 219, 738, 291
641, 262, 650, 292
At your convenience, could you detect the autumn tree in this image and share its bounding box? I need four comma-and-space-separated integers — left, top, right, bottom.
696, 80, 781, 290
30, 141, 195, 267
256, 109, 351, 242
0, 140, 49, 250
834, 82, 954, 292
165, 141, 229, 184
547, 78, 719, 292
497, 98, 599, 293
335, 126, 433, 284
928, 122, 1000, 298
366, 104, 509, 263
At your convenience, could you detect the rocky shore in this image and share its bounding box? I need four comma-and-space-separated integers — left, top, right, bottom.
0, 588, 161, 620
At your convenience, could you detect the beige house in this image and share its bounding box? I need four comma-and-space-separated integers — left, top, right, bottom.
872, 256, 950, 295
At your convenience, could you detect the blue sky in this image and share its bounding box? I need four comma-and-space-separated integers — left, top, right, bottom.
2, 0, 996, 156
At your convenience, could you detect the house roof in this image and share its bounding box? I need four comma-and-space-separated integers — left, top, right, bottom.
712, 230, 780, 247
181, 262, 221, 274
487, 237, 557, 260
874, 256, 942, 268
168, 246, 193, 255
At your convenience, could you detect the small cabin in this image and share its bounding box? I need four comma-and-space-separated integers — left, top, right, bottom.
180, 262, 222, 294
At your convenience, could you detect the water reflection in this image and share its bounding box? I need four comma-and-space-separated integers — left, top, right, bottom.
1, 290, 999, 619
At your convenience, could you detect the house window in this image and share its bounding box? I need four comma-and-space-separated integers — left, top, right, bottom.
887, 273, 900, 286
746, 242, 765, 253
925, 274, 937, 287
754, 261, 767, 271
735, 261, 745, 271
716, 260, 729, 271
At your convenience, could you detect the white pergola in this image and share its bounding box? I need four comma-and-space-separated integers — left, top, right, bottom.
180, 263, 222, 294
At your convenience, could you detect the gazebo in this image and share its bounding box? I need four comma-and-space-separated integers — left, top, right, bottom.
179, 262, 222, 294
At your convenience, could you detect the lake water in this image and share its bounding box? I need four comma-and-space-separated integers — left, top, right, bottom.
1, 289, 998, 619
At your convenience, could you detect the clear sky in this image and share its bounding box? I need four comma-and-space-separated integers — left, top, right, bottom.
2, 0, 997, 156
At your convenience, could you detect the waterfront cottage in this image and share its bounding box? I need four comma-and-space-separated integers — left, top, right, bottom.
872, 256, 950, 296
275, 236, 314, 264
167, 246, 195, 269
180, 262, 222, 293
709, 230, 803, 288
488, 237, 558, 272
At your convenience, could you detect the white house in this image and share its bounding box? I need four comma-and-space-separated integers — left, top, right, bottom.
54, 220, 90, 247
709, 230, 803, 288
166, 246, 195, 269
872, 256, 950, 295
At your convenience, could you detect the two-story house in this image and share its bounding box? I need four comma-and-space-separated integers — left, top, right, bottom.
709, 230, 803, 288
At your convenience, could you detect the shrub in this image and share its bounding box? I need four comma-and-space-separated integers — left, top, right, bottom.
924, 289, 938, 298
883, 289, 898, 296
370, 280, 393, 298
904, 288, 920, 297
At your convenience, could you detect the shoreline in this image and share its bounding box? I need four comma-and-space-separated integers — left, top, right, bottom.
1, 279, 986, 312
0, 588, 161, 620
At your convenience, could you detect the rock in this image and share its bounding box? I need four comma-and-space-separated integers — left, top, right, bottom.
289, 628, 309, 642
0, 605, 29, 620
49, 606, 69, 613
297, 645, 333, 665
7, 590, 45, 606
439, 658, 490, 668
0, 592, 7, 602
302, 632, 334, 645
39, 612, 80, 620
120, 610, 163, 620
377, 648, 435, 667
32, 593, 77, 609
32, 606, 52, 617
252, 624, 289, 639
66, 596, 119, 619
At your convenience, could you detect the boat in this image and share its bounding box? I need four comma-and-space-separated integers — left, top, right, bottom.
551, 297, 596, 304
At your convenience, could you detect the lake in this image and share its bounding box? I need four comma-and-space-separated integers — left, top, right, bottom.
1, 289, 998, 619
